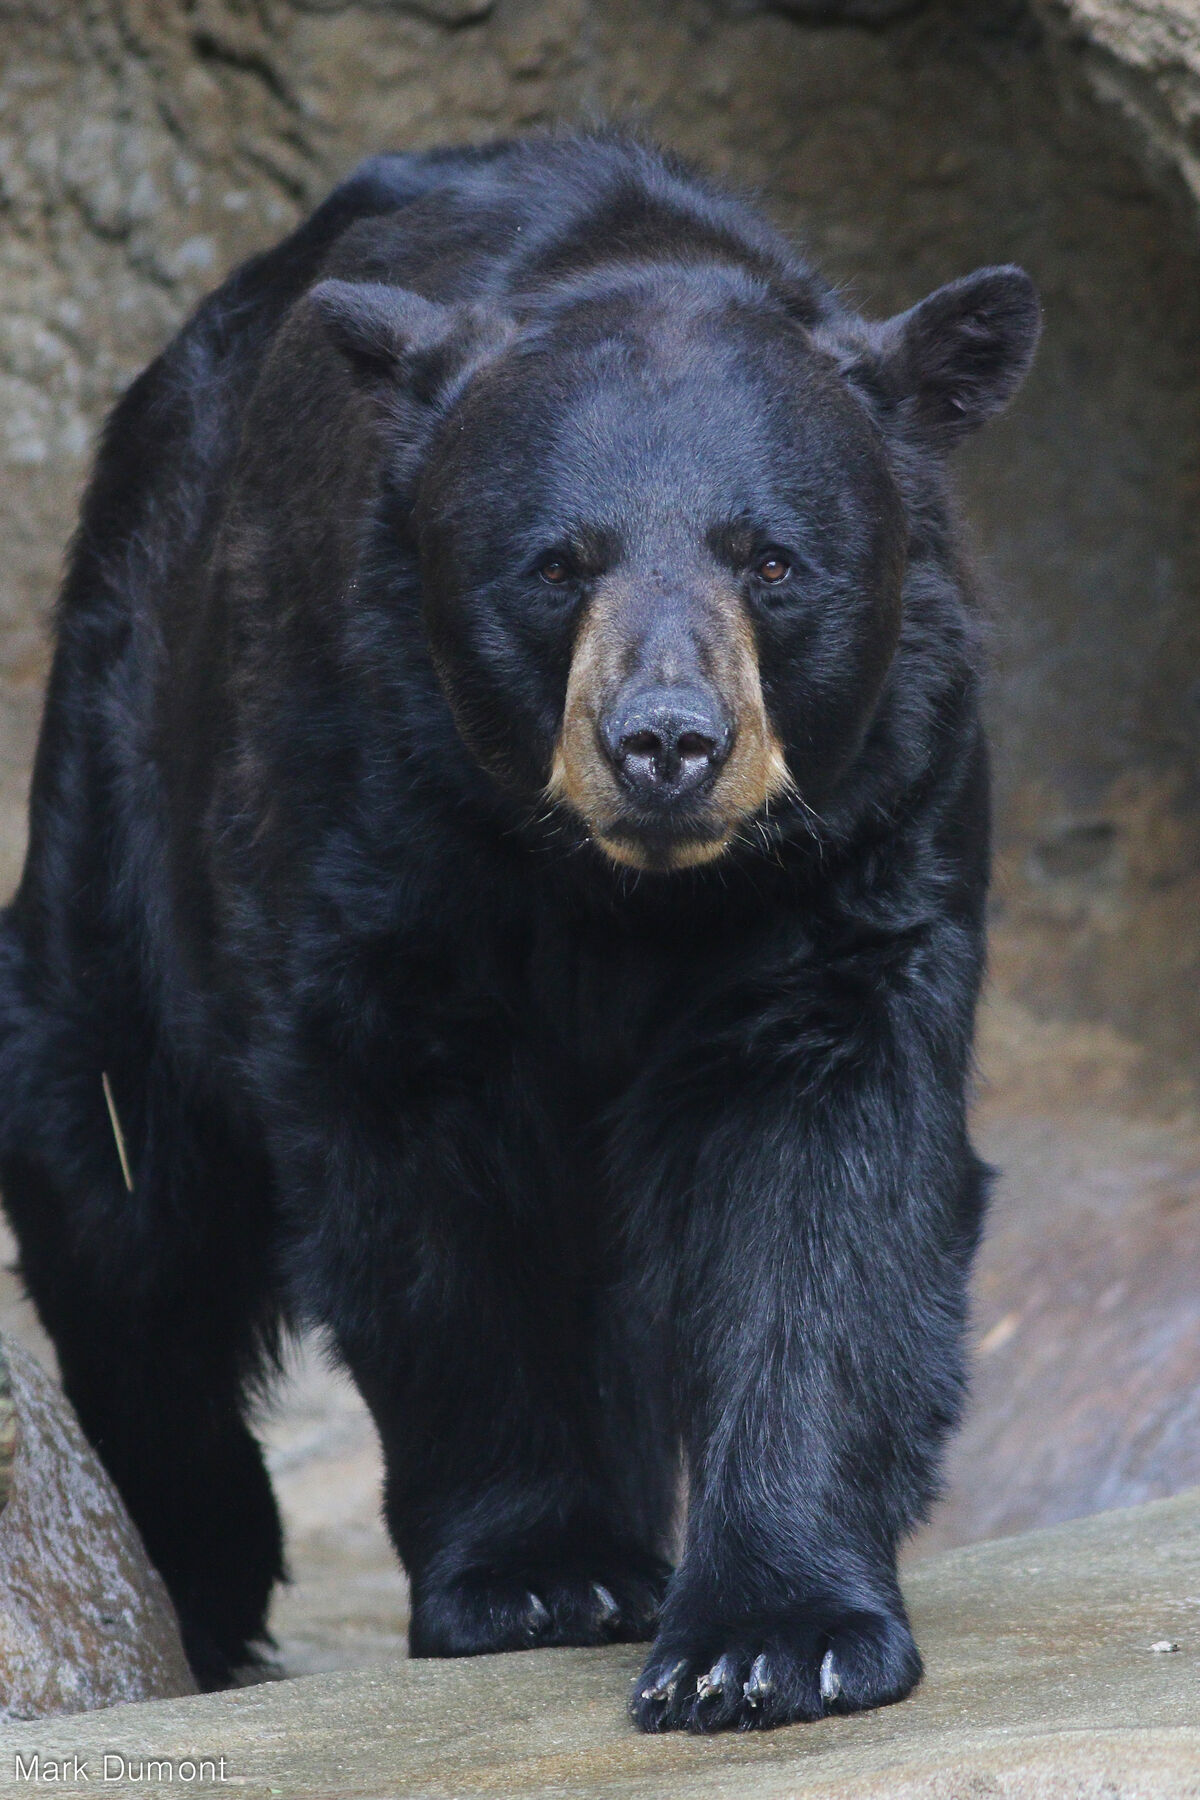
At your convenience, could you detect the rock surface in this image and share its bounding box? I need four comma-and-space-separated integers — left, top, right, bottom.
0, 1337, 195, 1723
4, 1488, 1200, 1798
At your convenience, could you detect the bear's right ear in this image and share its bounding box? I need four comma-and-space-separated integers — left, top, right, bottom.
308, 278, 508, 404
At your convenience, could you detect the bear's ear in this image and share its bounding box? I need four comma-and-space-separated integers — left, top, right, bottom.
871, 266, 1041, 449
308, 278, 508, 404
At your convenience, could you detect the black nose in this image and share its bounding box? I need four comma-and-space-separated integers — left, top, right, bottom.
601, 686, 732, 803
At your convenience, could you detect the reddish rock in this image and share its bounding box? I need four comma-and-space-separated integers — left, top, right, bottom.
912, 1083, 1200, 1558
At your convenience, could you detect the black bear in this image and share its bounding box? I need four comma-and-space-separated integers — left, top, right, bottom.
0, 132, 1038, 1731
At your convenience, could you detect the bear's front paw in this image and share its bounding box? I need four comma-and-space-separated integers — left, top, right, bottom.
410, 1552, 671, 1657
630, 1604, 921, 1733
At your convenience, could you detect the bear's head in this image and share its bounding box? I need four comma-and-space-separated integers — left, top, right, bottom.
312, 258, 1038, 873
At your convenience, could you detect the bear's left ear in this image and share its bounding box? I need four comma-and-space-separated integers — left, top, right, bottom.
308, 278, 510, 405
870, 266, 1041, 449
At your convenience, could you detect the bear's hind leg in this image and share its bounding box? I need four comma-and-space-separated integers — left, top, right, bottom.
0, 994, 286, 1688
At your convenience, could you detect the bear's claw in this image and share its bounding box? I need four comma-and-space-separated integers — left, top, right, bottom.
743, 1652, 773, 1707
525, 1592, 550, 1633
593, 1582, 619, 1625
640, 1657, 688, 1704
695, 1654, 737, 1704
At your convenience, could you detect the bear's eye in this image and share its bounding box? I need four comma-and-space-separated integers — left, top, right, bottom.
754, 553, 791, 585
538, 556, 572, 586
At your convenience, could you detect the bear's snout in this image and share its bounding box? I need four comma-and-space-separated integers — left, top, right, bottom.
599, 684, 733, 806
547, 572, 791, 873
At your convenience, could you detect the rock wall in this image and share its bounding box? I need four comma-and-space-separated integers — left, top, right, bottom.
2, 0, 1198, 1090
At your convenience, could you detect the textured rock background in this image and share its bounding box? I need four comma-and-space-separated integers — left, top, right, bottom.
0, 1336, 195, 1721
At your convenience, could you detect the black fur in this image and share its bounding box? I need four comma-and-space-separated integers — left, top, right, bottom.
0, 133, 1037, 1727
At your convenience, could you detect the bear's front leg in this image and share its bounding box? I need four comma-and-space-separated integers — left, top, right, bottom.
622, 940, 987, 1732
275, 1062, 676, 1660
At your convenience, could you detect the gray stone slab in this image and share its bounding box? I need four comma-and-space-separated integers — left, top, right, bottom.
2, 1490, 1198, 1799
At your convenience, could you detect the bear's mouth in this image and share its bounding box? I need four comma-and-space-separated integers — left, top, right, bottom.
589, 814, 735, 873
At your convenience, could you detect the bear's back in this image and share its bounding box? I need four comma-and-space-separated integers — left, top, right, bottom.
314, 134, 827, 320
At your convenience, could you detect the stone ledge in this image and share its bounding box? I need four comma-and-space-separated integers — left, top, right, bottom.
3, 1488, 1198, 1799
